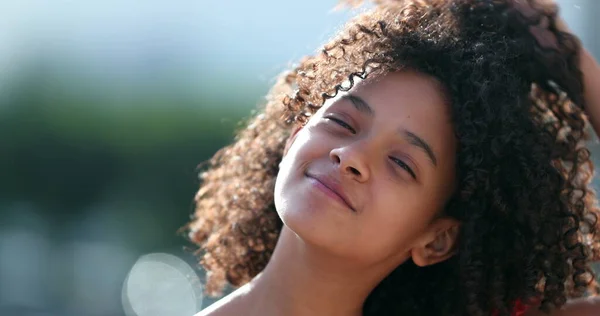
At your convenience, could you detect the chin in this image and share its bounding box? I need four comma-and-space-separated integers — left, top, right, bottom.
274, 170, 355, 254
276, 201, 352, 256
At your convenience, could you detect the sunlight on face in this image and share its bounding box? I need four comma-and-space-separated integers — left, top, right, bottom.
274, 71, 457, 266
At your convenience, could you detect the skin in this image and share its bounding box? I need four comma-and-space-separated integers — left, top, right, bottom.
195, 2, 600, 315
196, 46, 600, 316
196, 71, 461, 316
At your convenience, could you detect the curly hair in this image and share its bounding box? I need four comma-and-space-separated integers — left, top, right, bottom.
186, 0, 600, 315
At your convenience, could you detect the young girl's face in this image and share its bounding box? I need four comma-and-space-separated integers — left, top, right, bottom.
274, 71, 459, 267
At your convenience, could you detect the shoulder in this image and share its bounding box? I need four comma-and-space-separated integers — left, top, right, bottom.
523, 296, 600, 316
194, 284, 253, 316
194, 294, 241, 316
193, 297, 231, 316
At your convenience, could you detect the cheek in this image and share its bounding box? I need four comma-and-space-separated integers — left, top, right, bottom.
278, 126, 329, 174
273, 130, 319, 214
284, 127, 317, 159
357, 187, 439, 257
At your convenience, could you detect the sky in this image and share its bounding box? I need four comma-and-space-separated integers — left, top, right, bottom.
0, 1, 594, 96
0, 1, 357, 84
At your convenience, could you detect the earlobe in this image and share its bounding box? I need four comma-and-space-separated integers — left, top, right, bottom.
411, 218, 460, 267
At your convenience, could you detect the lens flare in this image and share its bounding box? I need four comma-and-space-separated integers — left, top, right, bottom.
122, 253, 202, 316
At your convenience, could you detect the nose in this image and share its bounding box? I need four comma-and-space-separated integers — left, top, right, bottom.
329, 143, 370, 182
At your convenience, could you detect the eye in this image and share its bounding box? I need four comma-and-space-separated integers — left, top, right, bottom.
325, 116, 356, 134
389, 156, 417, 179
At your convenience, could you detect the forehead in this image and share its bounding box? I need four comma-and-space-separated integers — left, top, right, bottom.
352, 71, 448, 110
320, 71, 451, 123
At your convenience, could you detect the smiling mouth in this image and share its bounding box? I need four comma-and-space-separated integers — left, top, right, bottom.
306, 174, 355, 212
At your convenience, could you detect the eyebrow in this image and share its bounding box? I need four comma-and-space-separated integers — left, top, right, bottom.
342, 94, 374, 116
403, 130, 438, 167
341, 93, 438, 167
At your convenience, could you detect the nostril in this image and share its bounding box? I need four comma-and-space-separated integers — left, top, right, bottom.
331, 154, 341, 164
348, 166, 360, 176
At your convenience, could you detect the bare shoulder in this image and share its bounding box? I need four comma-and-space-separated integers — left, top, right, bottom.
193, 296, 232, 316
524, 296, 600, 316
193, 297, 234, 316
194, 284, 253, 316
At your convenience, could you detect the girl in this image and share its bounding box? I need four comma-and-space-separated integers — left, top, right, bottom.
187, 0, 600, 315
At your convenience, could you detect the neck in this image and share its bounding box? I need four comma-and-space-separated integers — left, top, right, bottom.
241, 226, 393, 316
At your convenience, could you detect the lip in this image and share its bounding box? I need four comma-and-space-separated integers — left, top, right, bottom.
306, 173, 356, 212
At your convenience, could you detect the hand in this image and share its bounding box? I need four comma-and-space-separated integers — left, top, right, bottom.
511, 0, 578, 51
510, 0, 600, 139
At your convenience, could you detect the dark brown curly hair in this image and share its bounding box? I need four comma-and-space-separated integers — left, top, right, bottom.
186, 0, 600, 314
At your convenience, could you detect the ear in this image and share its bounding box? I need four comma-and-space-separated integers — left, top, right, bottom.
410, 217, 460, 267
283, 125, 302, 157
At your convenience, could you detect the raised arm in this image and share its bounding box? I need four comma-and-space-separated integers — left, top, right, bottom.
580, 48, 600, 136
514, 1, 600, 315
513, 0, 600, 136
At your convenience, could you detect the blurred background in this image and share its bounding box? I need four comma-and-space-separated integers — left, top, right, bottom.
0, 1, 598, 316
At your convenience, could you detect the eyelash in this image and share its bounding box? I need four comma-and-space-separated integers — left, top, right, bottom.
325, 115, 417, 180
389, 157, 417, 179
326, 116, 356, 134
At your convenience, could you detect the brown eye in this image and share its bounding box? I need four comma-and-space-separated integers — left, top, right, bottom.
389, 156, 417, 179
326, 116, 356, 134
